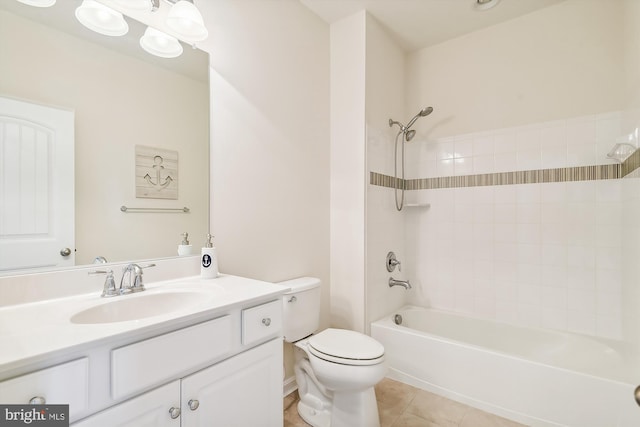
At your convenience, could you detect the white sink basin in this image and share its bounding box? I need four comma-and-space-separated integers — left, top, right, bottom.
70, 290, 214, 324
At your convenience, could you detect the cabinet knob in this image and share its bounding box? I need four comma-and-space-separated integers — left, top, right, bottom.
29, 396, 46, 405
168, 407, 181, 419
635, 385, 640, 407
188, 399, 200, 411
262, 318, 271, 327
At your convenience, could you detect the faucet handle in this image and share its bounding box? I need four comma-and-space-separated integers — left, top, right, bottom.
130, 263, 156, 292
386, 252, 401, 272
89, 269, 119, 297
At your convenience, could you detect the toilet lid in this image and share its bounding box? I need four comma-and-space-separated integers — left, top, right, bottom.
308, 328, 384, 365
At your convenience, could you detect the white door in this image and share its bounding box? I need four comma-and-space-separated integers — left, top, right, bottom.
0, 96, 74, 272
181, 339, 283, 427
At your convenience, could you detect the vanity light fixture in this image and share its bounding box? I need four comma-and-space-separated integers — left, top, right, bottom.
112, 0, 208, 43
15, 0, 56, 7
75, 0, 129, 37
163, 0, 208, 42
140, 26, 183, 58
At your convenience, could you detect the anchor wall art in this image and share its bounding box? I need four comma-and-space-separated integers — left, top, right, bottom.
135, 145, 179, 199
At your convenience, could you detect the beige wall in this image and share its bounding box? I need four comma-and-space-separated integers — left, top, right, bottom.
0, 10, 209, 265
329, 11, 367, 333
623, 0, 640, 122
329, 11, 414, 333
406, 0, 626, 140
196, 1, 330, 381
365, 14, 409, 328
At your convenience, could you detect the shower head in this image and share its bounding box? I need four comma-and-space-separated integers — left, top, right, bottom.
420, 107, 434, 116
405, 106, 433, 130
389, 106, 434, 141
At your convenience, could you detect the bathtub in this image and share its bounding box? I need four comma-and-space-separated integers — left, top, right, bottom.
371, 306, 640, 427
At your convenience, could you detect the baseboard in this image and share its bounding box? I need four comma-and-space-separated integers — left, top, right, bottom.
283, 376, 297, 397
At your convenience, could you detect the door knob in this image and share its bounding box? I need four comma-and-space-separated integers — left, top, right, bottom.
60, 247, 72, 257
634, 385, 640, 407
168, 407, 181, 419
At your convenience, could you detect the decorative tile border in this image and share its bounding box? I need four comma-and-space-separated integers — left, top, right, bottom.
371, 163, 627, 190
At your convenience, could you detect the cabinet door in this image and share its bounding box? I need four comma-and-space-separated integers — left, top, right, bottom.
182, 339, 283, 427
72, 381, 180, 427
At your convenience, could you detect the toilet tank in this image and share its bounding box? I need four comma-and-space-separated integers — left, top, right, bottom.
277, 277, 321, 342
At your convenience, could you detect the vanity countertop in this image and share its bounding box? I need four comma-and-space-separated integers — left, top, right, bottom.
0, 274, 288, 374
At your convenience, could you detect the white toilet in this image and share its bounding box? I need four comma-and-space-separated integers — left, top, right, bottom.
279, 277, 387, 427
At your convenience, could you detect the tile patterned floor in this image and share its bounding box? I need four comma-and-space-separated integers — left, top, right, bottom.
284, 378, 527, 427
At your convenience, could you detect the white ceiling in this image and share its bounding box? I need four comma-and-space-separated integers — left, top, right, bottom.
300, 0, 565, 51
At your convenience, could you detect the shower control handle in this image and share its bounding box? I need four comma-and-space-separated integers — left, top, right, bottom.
634, 385, 640, 407
386, 251, 401, 272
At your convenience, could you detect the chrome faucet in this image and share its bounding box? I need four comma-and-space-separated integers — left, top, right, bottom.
89, 263, 155, 297
389, 277, 412, 290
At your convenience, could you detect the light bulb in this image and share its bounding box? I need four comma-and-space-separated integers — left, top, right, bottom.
75, 0, 129, 37
140, 26, 183, 58
166, 0, 208, 42
15, 0, 56, 7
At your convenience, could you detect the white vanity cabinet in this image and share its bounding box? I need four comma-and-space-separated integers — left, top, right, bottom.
73, 339, 282, 427
68, 298, 283, 427
0, 272, 287, 427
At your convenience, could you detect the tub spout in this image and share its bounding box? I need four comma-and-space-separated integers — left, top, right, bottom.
389, 277, 411, 290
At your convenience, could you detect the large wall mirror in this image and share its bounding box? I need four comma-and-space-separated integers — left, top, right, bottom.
0, 1, 210, 274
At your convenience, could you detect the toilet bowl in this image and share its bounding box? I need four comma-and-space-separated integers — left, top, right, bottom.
278, 277, 387, 427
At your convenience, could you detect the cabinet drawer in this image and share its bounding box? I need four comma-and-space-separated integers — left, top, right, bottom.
111, 316, 232, 400
242, 300, 282, 346
0, 358, 89, 420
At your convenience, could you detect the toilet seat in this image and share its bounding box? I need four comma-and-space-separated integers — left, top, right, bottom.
308, 328, 384, 366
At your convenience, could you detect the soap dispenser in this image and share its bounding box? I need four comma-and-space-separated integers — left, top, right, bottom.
200, 234, 218, 279
178, 232, 192, 256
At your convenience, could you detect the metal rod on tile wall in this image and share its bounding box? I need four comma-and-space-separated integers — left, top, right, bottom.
120, 206, 190, 213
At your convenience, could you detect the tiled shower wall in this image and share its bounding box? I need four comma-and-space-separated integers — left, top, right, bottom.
394, 111, 640, 341
407, 112, 629, 178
